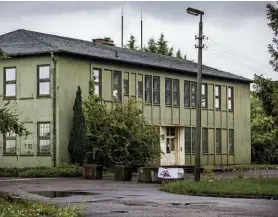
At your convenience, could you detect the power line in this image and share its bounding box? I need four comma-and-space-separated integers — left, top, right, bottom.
206, 36, 270, 69
204, 45, 263, 75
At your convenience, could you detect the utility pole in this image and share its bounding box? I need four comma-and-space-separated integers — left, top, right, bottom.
186, 7, 204, 182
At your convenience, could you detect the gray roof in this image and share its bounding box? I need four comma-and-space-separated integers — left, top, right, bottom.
0, 29, 252, 83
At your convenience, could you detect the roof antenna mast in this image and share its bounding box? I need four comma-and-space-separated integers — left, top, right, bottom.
121, 2, 125, 48
141, 5, 143, 50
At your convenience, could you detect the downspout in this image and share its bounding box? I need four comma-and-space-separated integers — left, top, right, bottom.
51, 52, 57, 167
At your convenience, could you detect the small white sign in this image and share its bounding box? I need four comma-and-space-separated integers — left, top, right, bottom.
158, 167, 184, 179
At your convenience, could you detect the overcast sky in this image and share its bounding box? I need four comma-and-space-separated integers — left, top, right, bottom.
0, 1, 276, 80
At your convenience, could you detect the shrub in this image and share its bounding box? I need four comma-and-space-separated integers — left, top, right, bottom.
83, 83, 161, 169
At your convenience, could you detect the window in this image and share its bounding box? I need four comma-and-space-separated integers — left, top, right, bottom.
145, 75, 152, 103
184, 127, 191, 153
229, 129, 234, 154
191, 82, 197, 107
202, 83, 207, 108
215, 85, 221, 109
124, 79, 129, 95
113, 71, 122, 101
153, 76, 160, 104
166, 127, 175, 153
228, 87, 234, 111
173, 79, 180, 106
38, 122, 51, 154
202, 128, 208, 153
165, 78, 172, 105
138, 81, 143, 98
216, 128, 221, 154
92, 68, 101, 96
4, 132, 16, 154
192, 128, 196, 153
37, 65, 50, 97
184, 81, 190, 107
4, 67, 16, 98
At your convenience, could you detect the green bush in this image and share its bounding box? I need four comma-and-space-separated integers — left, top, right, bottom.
0, 165, 82, 178
83, 83, 161, 169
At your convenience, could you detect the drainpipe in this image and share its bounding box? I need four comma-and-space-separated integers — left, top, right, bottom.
51, 52, 57, 167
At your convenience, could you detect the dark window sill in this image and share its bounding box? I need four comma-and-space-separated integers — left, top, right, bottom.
173, 105, 180, 108
3, 97, 16, 100
153, 103, 160, 106
3, 154, 16, 156
19, 97, 34, 100
145, 102, 152, 105
19, 154, 35, 157
37, 96, 51, 99
165, 104, 172, 107
37, 153, 52, 156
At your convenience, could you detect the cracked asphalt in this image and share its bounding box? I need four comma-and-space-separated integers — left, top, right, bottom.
0, 174, 278, 217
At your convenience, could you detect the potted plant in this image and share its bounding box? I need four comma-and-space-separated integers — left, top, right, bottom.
83, 152, 103, 179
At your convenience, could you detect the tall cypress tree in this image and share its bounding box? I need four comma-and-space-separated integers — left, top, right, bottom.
68, 86, 87, 165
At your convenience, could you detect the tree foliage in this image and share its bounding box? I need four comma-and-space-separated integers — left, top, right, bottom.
68, 86, 87, 165
176, 49, 183, 59
0, 48, 30, 137
83, 83, 161, 168
267, 2, 278, 71
125, 35, 138, 50
251, 94, 278, 164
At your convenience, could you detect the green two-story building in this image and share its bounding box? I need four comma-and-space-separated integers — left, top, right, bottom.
0, 29, 252, 168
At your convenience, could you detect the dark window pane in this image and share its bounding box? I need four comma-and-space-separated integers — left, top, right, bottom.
145, 90, 152, 103
153, 91, 160, 104
192, 128, 196, 153
165, 78, 172, 91
124, 79, 129, 95
93, 69, 100, 82
39, 140, 51, 153
184, 128, 191, 153
113, 71, 122, 101
166, 138, 170, 153
173, 79, 179, 92
5, 140, 16, 154
173, 93, 179, 106
171, 138, 175, 151
166, 92, 172, 105
202, 84, 207, 108
153, 77, 160, 90
191, 82, 197, 107
229, 129, 234, 154
202, 128, 208, 153
145, 76, 152, 89
184, 81, 190, 107
39, 123, 50, 137
216, 129, 221, 153
138, 81, 143, 97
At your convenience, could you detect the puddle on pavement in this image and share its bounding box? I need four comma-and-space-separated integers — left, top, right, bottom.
30, 191, 100, 198
111, 211, 128, 214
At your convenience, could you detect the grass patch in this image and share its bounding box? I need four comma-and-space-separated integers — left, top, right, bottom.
216, 164, 278, 171
0, 198, 82, 217
161, 178, 278, 198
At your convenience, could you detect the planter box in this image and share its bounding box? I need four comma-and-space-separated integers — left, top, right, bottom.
138, 167, 159, 183
114, 165, 132, 181
83, 164, 103, 179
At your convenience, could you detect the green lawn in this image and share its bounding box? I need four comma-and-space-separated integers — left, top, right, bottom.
0, 198, 83, 217
161, 178, 278, 198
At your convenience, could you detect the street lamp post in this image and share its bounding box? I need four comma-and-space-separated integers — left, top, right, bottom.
186, 7, 204, 182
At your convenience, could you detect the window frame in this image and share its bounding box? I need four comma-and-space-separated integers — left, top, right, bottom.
124, 79, 129, 95
37, 65, 51, 98
173, 79, 180, 106
165, 78, 172, 105
192, 127, 196, 153
92, 68, 102, 97
166, 127, 176, 153
184, 80, 190, 107
228, 86, 234, 111
229, 129, 234, 154
112, 71, 122, 102
216, 128, 222, 154
37, 122, 51, 155
3, 132, 16, 155
153, 76, 160, 105
144, 75, 152, 103
3, 67, 17, 99
201, 83, 207, 108
215, 85, 221, 109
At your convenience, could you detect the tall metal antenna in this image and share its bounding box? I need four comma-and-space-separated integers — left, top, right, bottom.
121, 2, 125, 48
141, 5, 143, 50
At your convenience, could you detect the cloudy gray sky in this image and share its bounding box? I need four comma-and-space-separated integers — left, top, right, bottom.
0, 1, 276, 80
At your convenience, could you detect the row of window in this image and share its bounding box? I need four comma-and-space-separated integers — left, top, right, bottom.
3, 65, 51, 98
3, 122, 51, 155
91, 69, 234, 110
165, 127, 234, 154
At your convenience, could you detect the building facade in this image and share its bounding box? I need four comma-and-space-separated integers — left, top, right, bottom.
0, 30, 252, 168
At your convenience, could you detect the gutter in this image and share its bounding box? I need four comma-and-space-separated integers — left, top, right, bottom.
51, 52, 57, 167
